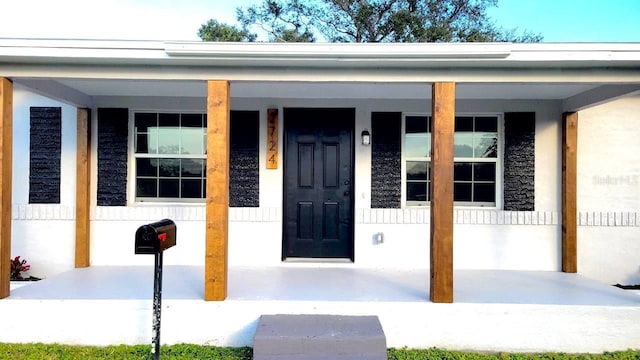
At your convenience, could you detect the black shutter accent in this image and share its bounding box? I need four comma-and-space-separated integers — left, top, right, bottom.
504, 112, 535, 211
97, 108, 129, 206
29, 107, 61, 204
229, 110, 259, 207
371, 112, 402, 208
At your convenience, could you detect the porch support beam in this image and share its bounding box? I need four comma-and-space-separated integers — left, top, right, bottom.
205, 80, 230, 301
75, 108, 91, 268
430, 82, 455, 303
562, 112, 578, 273
0, 78, 12, 299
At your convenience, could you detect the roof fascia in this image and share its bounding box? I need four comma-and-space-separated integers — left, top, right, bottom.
3, 64, 640, 83
164, 41, 512, 59
1, 39, 640, 67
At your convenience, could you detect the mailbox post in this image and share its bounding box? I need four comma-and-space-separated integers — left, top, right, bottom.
135, 219, 176, 360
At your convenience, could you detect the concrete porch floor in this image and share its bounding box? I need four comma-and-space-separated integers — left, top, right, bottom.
1, 266, 639, 352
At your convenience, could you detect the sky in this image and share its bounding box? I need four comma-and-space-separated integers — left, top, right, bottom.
0, 0, 639, 42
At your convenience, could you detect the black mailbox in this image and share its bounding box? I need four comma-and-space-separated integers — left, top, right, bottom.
135, 219, 177, 254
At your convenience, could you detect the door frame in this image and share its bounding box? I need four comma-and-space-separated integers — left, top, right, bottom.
281, 107, 355, 261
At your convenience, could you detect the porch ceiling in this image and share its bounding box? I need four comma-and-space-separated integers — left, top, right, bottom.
53, 79, 599, 100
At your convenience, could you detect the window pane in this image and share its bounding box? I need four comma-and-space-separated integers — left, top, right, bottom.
135, 113, 156, 133
474, 133, 498, 158
474, 183, 495, 203
134, 112, 208, 202
203, 134, 207, 155
147, 129, 159, 154
454, 133, 473, 157
454, 183, 472, 202
454, 162, 472, 181
475, 116, 498, 132
455, 116, 473, 132
181, 179, 202, 198
181, 114, 202, 128
406, 116, 429, 133
159, 179, 179, 198
159, 113, 179, 127
136, 178, 157, 197
180, 128, 205, 155
407, 161, 428, 180
405, 135, 430, 158
159, 159, 180, 177
403, 113, 500, 207
474, 163, 496, 181
136, 158, 158, 177
136, 134, 149, 154
181, 159, 204, 177
158, 129, 180, 154
407, 182, 428, 202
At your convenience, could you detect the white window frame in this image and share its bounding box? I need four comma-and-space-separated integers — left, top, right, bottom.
128, 110, 207, 204
401, 112, 503, 209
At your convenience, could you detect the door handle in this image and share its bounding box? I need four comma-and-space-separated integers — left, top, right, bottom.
344, 180, 350, 185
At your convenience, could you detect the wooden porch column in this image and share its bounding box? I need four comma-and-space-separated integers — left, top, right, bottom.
562, 112, 578, 273
75, 108, 91, 268
0, 78, 13, 299
430, 82, 455, 303
205, 80, 230, 301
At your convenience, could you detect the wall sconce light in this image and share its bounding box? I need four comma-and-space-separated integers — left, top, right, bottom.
361, 129, 371, 146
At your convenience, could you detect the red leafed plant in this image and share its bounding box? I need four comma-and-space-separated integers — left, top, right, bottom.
10, 256, 31, 280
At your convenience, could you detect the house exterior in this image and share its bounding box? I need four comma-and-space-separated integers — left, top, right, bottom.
0, 39, 639, 302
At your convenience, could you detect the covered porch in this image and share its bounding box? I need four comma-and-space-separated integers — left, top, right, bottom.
1, 40, 640, 308
2, 266, 639, 352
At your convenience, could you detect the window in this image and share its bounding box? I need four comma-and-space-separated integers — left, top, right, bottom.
134, 112, 206, 202
403, 114, 500, 207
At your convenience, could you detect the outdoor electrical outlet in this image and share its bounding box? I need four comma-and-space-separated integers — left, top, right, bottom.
376, 232, 384, 244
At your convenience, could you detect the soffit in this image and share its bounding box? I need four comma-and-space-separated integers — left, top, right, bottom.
55, 79, 598, 100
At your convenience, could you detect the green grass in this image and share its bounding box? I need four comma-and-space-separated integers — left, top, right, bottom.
0, 343, 252, 360
0, 344, 638, 360
387, 348, 640, 360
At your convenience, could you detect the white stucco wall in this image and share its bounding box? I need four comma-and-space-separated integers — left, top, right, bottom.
11, 85, 77, 278
577, 95, 640, 285
84, 96, 565, 272
21, 88, 639, 280
91, 219, 205, 267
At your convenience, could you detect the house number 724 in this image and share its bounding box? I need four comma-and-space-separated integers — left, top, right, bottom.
267, 109, 278, 169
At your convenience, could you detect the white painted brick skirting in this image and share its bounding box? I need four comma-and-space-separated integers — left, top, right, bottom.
357, 209, 560, 225
12, 204, 75, 220
578, 211, 640, 227
10, 205, 281, 222
10, 204, 640, 227
91, 206, 206, 221
90, 206, 280, 222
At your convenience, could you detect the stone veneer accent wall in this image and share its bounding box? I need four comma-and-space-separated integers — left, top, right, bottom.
29, 107, 61, 204
504, 112, 535, 211
371, 112, 402, 208
97, 108, 129, 206
229, 110, 259, 207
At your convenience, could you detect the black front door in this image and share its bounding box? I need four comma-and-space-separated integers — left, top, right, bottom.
283, 108, 354, 260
